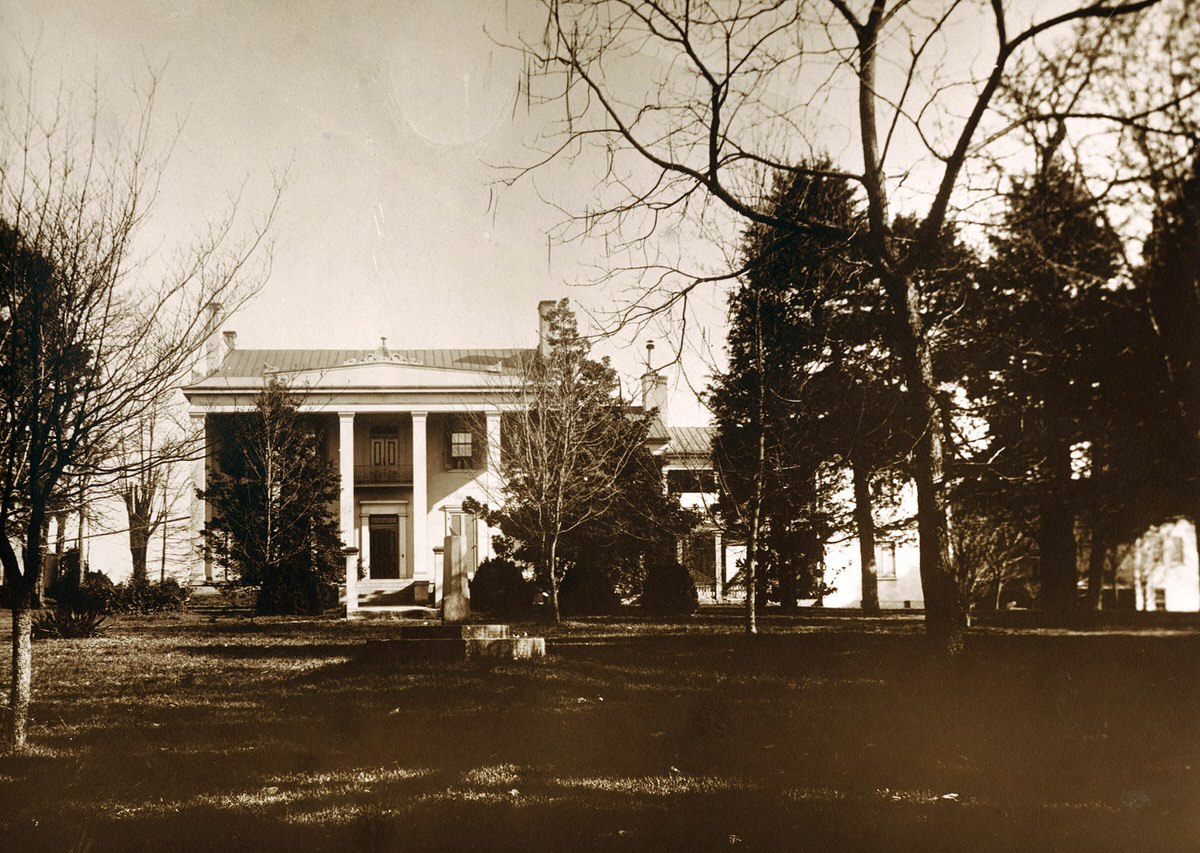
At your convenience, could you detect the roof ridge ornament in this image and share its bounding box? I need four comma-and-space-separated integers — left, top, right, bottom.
343, 338, 424, 367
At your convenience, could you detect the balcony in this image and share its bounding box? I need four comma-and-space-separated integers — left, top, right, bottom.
354, 463, 413, 485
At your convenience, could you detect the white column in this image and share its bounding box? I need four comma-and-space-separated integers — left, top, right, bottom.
189, 411, 211, 584
484, 411, 501, 559
339, 412, 357, 613
713, 532, 724, 603
411, 411, 428, 582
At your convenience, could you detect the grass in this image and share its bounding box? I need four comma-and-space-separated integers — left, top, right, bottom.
1, 611, 1199, 851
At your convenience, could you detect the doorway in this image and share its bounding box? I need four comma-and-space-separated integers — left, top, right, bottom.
368, 514, 403, 579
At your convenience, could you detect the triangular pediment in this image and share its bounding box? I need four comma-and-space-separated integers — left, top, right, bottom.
275, 360, 518, 390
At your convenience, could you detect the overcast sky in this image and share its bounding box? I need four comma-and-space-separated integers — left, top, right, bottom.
4, 0, 721, 423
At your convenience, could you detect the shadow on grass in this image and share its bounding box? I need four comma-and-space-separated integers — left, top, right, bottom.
5, 622, 1200, 850
179, 643, 354, 660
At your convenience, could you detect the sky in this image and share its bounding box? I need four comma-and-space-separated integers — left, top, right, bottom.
3, 0, 729, 577
3, 0, 721, 423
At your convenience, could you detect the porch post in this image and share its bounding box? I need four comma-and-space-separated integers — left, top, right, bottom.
339, 412, 357, 613
189, 411, 211, 584
412, 411, 428, 583
713, 531, 724, 604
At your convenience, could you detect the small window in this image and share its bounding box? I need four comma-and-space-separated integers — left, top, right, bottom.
876, 541, 897, 580
1167, 536, 1185, 565
1154, 588, 1167, 611
450, 432, 473, 469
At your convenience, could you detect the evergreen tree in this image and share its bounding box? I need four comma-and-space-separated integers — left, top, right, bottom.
965, 161, 1122, 618
199, 380, 343, 615
711, 165, 882, 615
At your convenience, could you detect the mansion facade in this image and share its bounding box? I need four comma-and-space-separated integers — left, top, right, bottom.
182, 307, 553, 614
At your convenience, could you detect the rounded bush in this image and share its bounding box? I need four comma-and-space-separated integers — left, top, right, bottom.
558, 561, 620, 616
640, 557, 699, 617
470, 557, 534, 618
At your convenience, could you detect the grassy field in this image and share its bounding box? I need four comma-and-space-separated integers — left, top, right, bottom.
1, 611, 1199, 851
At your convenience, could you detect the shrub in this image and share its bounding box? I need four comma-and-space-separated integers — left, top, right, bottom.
108, 578, 191, 615
57, 573, 191, 615
559, 561, 621, 616
53, 570, 116, 613
256, 554, 338, 615
470, 557, 535, 618
33, 605, 107, 639
640, 556, 699, 617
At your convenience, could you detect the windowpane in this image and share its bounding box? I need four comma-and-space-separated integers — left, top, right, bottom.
876, 542, 897, 580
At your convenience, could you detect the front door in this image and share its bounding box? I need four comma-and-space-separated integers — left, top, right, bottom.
368, 515, 400, 579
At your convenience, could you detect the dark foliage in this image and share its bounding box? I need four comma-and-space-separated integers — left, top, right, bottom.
54, 571, 189, 615
469, 557, 536, 618
32, 604, 107, 639
199, 379, 344, 616
960, 160, 1124, 615
711, 164, 872, 611
640, 554, 699, 616
558, 561, 622, 616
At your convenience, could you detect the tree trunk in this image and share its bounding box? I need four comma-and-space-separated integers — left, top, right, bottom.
547, 536, 561, 623
745, 500, 760, 635
885, 272, 965, 651
1038, 436, 1077, 621
10, 601, 33, 751
129, 519, 149, 585
851, 452, 881, 615
1084, 516, 1108, 611
779, 550, 797, 614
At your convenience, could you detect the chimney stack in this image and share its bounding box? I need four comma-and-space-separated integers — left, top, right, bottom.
641, 370, 669, 426
537, 300, 556, 357
204, 301, 222, 376
223, 330, 237, 353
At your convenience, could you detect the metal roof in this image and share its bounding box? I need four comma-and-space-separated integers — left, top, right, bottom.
663, 426, 714, 459
203, 348, 536, 379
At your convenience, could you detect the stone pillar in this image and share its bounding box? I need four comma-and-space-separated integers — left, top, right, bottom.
189, 411, 211, 584
443, 533, 470, 623
339, 412, 357, 613
412, 411, 428, 583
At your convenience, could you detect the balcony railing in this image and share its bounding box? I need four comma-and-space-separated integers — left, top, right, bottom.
354, 463, 413, 484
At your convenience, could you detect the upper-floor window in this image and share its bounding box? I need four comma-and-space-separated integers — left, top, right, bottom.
447, 419, 480, 470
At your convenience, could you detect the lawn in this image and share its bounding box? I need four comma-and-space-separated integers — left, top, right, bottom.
1, 611, 1198, 851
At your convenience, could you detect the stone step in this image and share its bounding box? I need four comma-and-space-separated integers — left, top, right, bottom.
395, 624, 510, 640
347, 606, 441, 621
359, 635, 545, 662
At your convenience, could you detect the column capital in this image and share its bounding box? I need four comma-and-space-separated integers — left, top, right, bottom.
411, 411, 428, 422
338, 411, 355, 423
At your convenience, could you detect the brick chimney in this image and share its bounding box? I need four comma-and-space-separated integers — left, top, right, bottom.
223, 330, 237, 353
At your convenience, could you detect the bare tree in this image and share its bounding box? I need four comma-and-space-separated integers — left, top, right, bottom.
486, 300, 650, 621
512, 0, 1169, 650
111, 399, 197, 585
0, 69, 280, 750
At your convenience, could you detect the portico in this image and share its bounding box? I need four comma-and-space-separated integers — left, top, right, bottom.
182, 338, 531, 615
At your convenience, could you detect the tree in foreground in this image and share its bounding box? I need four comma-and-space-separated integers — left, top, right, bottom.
516, 0, 1172, 650
0, 74, 278, 750
199, 380, 343, 615
711, 166, 865, 627
478, 300, 654, 621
